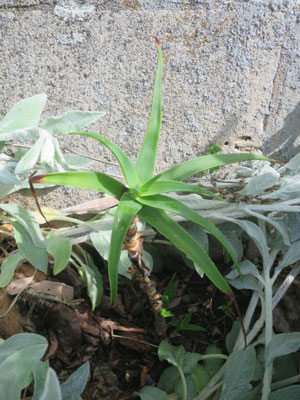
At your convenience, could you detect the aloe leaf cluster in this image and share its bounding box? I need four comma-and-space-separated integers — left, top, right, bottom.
31, 40, 273, 302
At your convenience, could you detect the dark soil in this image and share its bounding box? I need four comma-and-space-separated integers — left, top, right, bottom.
0, 232, 246, 400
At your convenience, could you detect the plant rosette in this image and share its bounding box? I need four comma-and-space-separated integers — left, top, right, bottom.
31, 39, 273, 302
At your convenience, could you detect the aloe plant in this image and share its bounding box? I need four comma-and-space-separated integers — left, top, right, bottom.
31, 39, 273, 302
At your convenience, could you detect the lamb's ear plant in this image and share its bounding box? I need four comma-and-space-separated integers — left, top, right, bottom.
136, 197, 300, 400
31, 39, 273, 303
0, 92, 105, 200
0, 332, 89, 400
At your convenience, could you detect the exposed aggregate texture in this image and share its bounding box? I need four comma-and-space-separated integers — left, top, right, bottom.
0, 0, 299, 206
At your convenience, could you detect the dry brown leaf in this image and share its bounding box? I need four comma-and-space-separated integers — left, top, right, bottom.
16, 264, 46, 281
44, 330, 59, 360
6, 276, 35, 295
81, 320, 101, 337
60, 197, 119, 215
31, 207, 60, 224
31, 281, 74, 299
43, 303, 83, 353
0, 289, 25, 337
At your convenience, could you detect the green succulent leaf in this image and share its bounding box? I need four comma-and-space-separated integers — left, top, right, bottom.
135, 39, 163, 183
31, 171, 126, 200
156, 153, 274, 182
138, 206, 232, 293
136, 194, 240, 275
140, 179, 222, 199
70, 131, 140, 187
109, 193, 142, 302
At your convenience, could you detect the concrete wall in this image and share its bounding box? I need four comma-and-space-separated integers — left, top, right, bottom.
0, 0, 299, 206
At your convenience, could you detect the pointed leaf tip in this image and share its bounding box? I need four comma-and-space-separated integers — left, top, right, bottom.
155, 36, 160, 47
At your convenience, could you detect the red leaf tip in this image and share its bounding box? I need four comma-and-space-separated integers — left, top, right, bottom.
30, 174, 46, 184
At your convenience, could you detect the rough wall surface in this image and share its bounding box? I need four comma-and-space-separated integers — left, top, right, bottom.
0, 0, 299, 207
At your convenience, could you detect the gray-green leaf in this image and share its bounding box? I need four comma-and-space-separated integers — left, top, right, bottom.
0, 251, 26, 287
90, 230, 131, 278
75, 253, 103, 310
220, 346, 256, 400
14, 137, 45, 174
226, 321, 242, 354
0, 333, 47, 364
158, 366, 179, 394
265, 333, 300, 366
226, 260, 262, 291
203, 344, 225, 377
0, 94, 46, 134
41, 111, 105, 135
182, 352, 202, 374
64, 153, 94, 168
0, 203, 45, 248
61, 361, 89, 400
134, 386, 168, 400
39, 368, 62, 400
240, 171, 279, 197
270, 385, 300, 400
0, 333, 48, 400
13, 221, 48, 272
175, 373, 197, 400
0, 165, 20, 185
216, 215, 269, 267
32, 360, 50, 400
158, 340, 185, 369
277, 240, 300, 271
46, 234, 72, 275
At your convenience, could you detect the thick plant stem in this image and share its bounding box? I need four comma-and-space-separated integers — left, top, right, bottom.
125, 216, 167, 337
128, 262, 167, 336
